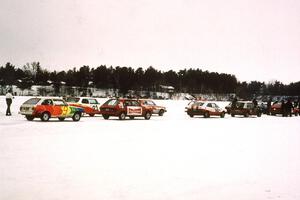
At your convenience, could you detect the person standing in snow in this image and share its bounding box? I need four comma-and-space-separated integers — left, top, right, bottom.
267, 98, 272, 115
285, 99, 293, 117
281, 99, 286, 117
5, 89, 13, 116
252, 98, 258, 108
231, 97, 237, 109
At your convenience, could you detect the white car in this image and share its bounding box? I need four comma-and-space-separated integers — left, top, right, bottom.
186, 101, 226, 118
64, 97, 101, 116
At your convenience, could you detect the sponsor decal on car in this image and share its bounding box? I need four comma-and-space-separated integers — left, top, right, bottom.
127, 106, 143, 115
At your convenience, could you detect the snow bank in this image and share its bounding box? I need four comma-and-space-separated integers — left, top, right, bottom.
0, 96, 300, 200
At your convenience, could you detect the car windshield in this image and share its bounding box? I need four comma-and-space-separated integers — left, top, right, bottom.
23, 98, 41, 105
65, 97, 80, 103
89, 99, 99, 104
104, 99, 119, 106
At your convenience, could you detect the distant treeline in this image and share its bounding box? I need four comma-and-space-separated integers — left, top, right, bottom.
1, 62, 300, 98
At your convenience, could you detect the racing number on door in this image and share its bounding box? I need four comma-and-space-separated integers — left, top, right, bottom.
62, 106, 68, 116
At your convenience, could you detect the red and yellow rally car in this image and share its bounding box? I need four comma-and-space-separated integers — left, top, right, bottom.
19, 97, 84, 121
138, 99, 167, 116
64, 97, 101, 116
100, 98, 152, 120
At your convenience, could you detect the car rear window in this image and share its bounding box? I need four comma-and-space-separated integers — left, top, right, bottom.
237, 102, 244, 108
143, 100, 156, 106
65, 97, 80, 103
196, 102, 204, 106
104, 99, 119, 106
23, 98, 41, 105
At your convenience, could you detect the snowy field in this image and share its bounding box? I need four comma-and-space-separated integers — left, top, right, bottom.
1, 96, 300, 200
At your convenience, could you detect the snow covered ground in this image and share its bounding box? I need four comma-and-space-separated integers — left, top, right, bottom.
1, 96, 300, 200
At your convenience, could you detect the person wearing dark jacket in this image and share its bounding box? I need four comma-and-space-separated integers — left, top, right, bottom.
267, 98, 272, 115
231, 97, 237, 109
281, 100, 286, 117
285, 99, 294, 117
252, 98, 258, 108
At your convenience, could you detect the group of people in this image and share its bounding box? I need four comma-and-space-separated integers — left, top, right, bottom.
280, 99, 297, 117
231, 96, 300, 117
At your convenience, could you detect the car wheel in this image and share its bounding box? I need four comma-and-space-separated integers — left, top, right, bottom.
89, 114, 95, 117
204, 111, 210, 118
244, 112, 249, 117
158, 110, 164, 116
58, 117, 65, 121
41, 112, 50, 121
103, 114, 109, 119
220, 112, 225, 118
119, 112, 126, 120
144, 112, 151, 120
25, 115, 34, 121
72, 112, 81, 121
189, 114, 194, 118
231, 113, 235, 117
257, 112, 262, 117
129, 116, 135, 120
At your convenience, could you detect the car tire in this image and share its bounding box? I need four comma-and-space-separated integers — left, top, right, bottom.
257, 112, 262, 117
204, 111, 210, 118
25, 115, 34, 121
58, 117, 65, 121
189, 114, 194, 118
158, 110, 164, 116
89, 114, 95, 117
103, 114, 109, 119
231, 113, 235, 117
220, 112, 225, 118
244, 112, 249, 117
72, 112, 81, 121
119, 112, 126, 120
41, 112, 50, 122
144, 112, 151, 120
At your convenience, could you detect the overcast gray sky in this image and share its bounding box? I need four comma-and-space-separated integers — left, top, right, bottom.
1, 0, 300, 83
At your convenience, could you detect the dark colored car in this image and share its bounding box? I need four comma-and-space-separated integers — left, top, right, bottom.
270, 101, 299, 116
230, 101, 262, 117
100, 98, 152, 120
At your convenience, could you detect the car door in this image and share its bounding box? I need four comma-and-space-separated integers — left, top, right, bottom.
40, 99, 54, 114
206, 103, 215, 114
212, 103, 222, 114
126, 100, 143, 116
52, 99, 69, 117
88, 99, 100, 112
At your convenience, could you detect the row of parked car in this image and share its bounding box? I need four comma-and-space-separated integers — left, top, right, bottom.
19, 97, 167, 121
19, 97, 300, 122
